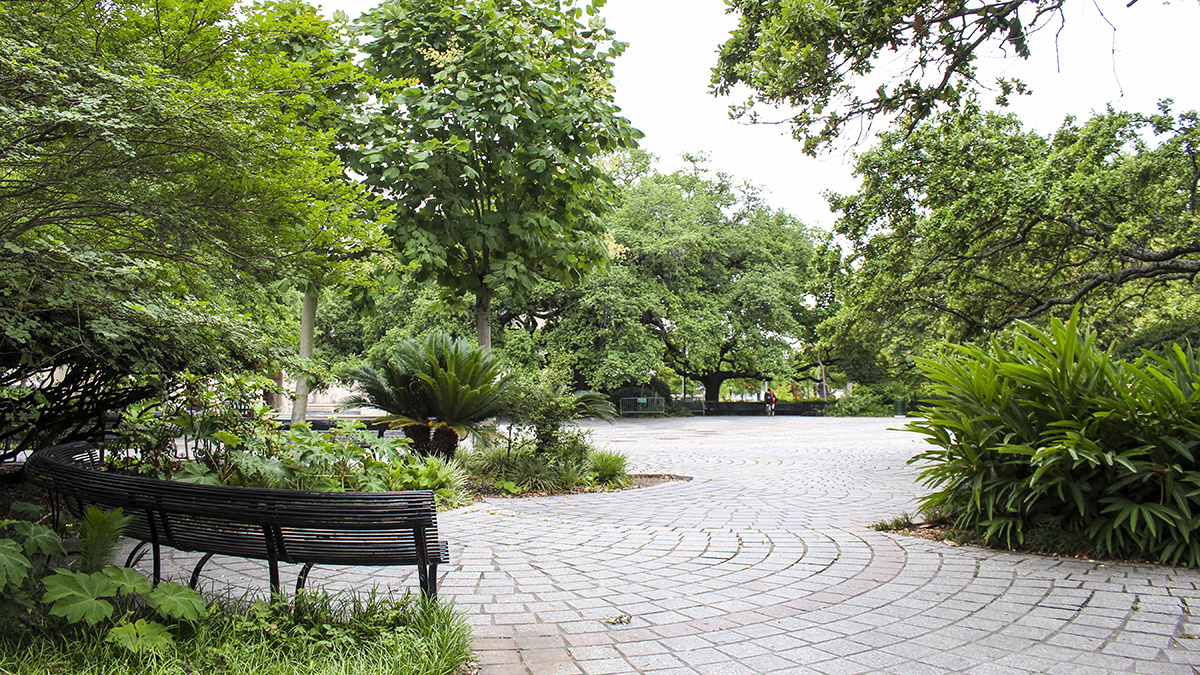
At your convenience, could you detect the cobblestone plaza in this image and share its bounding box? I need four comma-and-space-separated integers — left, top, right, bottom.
162, 417, 1200, 674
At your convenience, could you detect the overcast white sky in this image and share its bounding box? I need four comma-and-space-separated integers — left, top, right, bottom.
321, 0, 1200, 229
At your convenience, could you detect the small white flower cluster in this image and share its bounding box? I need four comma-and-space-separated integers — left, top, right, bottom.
417, 38, 464, 68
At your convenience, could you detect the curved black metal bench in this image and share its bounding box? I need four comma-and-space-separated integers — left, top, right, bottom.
26, 442, 449, 597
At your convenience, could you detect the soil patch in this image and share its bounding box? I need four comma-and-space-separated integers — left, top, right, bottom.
0, 463, 53, 519
882, 520, 1159, 566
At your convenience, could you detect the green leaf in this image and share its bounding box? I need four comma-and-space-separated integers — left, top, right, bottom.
175, 462, 222, 485
0, 540, 33, 590
10, 502, 45, 520
11, 522, 65, 557
107, 618, 176, 654
213, 430, 242, 447
42, 570, 117, 626
146, 581, 206, 621
101, 565, 152, 595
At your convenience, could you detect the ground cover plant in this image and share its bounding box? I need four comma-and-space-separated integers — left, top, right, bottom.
907, 313, 1200, 566
0, 500, 473, 675
0, 585, 472, 675
1, 503, 206, 657
464, 437, 630, 495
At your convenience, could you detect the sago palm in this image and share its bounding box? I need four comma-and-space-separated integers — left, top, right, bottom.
344, 334, 512, 460
341, 361, 434, 453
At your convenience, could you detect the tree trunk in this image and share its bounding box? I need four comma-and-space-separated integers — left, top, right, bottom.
475, 285, 492, 350
403, 424, 432, 455
291, 286, 318, 424
264, 370, 285, 411
429, 426, 459, 461
700, 373, 726, 402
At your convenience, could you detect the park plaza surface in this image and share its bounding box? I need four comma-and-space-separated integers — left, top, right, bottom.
148, 417, 1200, 675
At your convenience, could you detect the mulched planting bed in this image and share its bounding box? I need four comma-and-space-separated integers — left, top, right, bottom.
0, 464, 52, 518
463, 473, 691, 500
883, 519, 1160, 566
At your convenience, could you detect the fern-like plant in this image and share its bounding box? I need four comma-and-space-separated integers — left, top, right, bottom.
74, 506, 133, 573
344, 334, 512, 460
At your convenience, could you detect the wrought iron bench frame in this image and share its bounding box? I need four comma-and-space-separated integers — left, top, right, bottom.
26, 441, 449, 597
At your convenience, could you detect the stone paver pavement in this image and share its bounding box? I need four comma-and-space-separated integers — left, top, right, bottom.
157, 417, 1200, 674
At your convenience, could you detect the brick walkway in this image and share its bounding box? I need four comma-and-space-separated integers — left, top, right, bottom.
166, 417, 1200, 674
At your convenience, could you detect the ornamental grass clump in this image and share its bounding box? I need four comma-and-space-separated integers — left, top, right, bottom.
909, 312, 1200, 566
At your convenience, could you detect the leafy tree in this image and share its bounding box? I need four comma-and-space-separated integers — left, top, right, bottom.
713, 0, 1073, 152
0, 0, 375, 455
829, 104, 1200, 341
531, 159, 823, 400
348, 0, 641, 349
508, 270, 666, 392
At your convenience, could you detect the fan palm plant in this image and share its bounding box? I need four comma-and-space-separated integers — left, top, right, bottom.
343, 334, 512, 460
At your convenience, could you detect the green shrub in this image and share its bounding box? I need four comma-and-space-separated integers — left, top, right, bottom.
909, 312, 1200, 565
605, 378, 672, 405
463, 428, 623, 491
502, 369, 615, 454
0, 504, 206, 655
174, 420, 468, 507
588, 449, 629, 486
827, 382, 916, 417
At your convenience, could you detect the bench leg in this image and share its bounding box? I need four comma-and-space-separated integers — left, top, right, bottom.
125, 541, 149, 569
151, 540, 161, 587
295, 563, 315, 595
262, 525, 283, 596
267, 556, 281, 596
425, 561, 438, 598
190, 552, 215, 589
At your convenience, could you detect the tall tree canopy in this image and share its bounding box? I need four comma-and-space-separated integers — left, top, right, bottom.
829, 104, 1200, 342
713, 0, 1077, 152
0, 0, 375, 454
349, 0, 641, 349
529, 157, 824, 400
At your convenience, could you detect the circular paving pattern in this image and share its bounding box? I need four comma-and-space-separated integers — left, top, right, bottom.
154, 417, 1200, 674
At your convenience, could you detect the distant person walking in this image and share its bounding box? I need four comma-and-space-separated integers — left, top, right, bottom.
764, 389, 777, 416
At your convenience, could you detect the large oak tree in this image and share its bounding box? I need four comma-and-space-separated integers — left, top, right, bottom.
531, 157, 825, 400
829, 104, 1200, 341
713, 0, 1088, 153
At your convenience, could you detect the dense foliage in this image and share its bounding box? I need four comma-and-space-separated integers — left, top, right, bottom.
520, 155, 827, 398
830, 105, 1200, 342
0, 0, 377, 456
1, 504, 205, 655
909, 314, 1200, 566
348, 0, 640, 347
